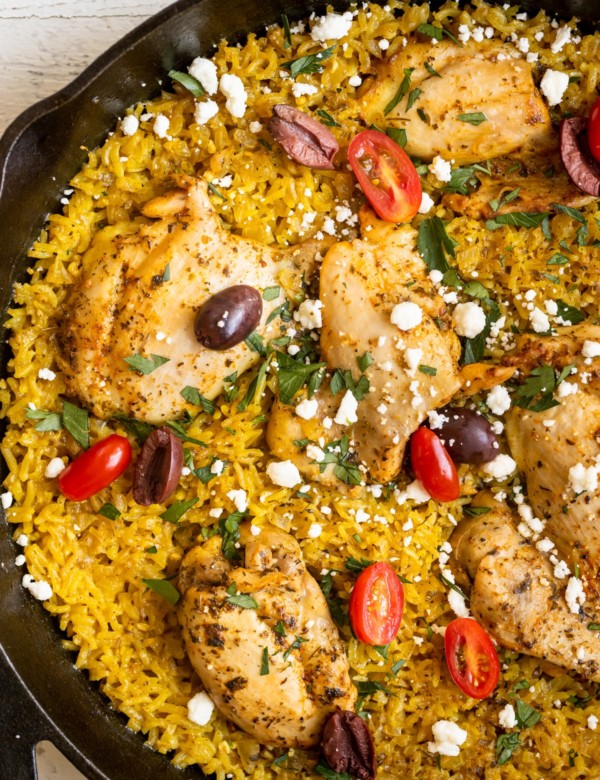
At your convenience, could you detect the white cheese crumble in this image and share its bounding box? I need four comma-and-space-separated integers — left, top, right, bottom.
219, 73, 248, 118
427, 720, 468, 757
210, 459, 225, 476
294, 298, 323, 330
498, 704, 517, 729
551, 25, 572, 53
188, 57, 219, 94
292, 82, 319, 98
565, 576, 585, 614
1, 491, 14, 509
335, 390, 359, 426
448, 589, 470, 618
307, 522, 323, 538
153, 114, 171, 138
516, 37, 530, 53
452, 302, 486, 338
582, 340, 600, 359
266, 460, 302, 488
15, 554, 25, 566
540, 69, 569, 107
295, 398, 319, 420
348, 74, 362, 87
486, 385, 511, 416
428, 155, 452, 183
226, 489, 248, 512
310, 12, 353, 42
121, 115, 139, 136
405, 347, 423, 374
249, 120, 263, 133
306, 444, 325, 463
213, 175, 233, 188
568, 462, 598, 494
529, 307, 550, 333
22, 574, 53, 601
557, 380, 578, 398
588, 715, 599, 731
418, 192, 435, 214
482, 454, 517, 481
187, 691, 215, 725
395, 479, 431, 506
391, 301, 423, 331
209, 508, 223, 518
250, 524, 261, 536
194, 100, 219, 125
378, 38, 390, 50
16, 533, 28, 546
44, 458, 65, 479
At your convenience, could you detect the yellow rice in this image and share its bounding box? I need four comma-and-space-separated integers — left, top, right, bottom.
1, 1, 600, 777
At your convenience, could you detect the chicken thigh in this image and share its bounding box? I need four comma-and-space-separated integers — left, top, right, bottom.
57, 177, 318, 423
177, 525, 356, 748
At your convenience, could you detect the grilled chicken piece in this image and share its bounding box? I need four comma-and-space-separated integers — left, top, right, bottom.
451, 499, 600, 681
443, 152, 596, 218
359, 40, 552, 165
178, 526, 356, 748
504, 324, 600, 575
57, 177, 319, 423
318, 216, 461, 483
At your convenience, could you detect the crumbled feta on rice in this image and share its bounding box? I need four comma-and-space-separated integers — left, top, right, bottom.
482, 454, 517, 481
452, 302, 486, 338
582, 340, 600, 359
418, 192, 435, 214
310, 12, 353, 42
427, 720, 468, 757
498, 704, 517, 729
188, 56, 219, 94
394, 479, 431, 506
120, 115, 139, 136
294, 298, 323, 330
194, 99, 219, 125
37, 367, 57, 381
266, 460, 302, 488
44, 458, 65, 479
529, 307, 550, 334
348, 74, 362, 87
187, 691, 215, 725
226, 489, 248, 512
153, 114, 171, 138
486, 385, 511, 416
540, 69, 569, 106
428, 155, 452, 183
22, 574, 53, 602
295, 398, 319, 420
307, 522, 323, 538
249, 120, 263, 133
210, 459, 225, 476
448, 589, 470, 618
292, 82, 319, 98
551, 25, 572, 53
1, 491, 14, 509
588, 714, 599, 731
219, 73, 247, 118
391, 301, 423, 331
334, 390, 359, 426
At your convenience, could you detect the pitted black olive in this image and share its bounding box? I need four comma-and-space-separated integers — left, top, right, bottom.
133, 427, 183, 505
433, 406, 499, 464
194, 285, 263, 351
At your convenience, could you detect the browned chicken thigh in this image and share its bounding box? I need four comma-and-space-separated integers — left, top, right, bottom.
177, 525, 356, 748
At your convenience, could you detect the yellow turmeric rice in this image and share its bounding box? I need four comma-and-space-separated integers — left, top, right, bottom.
1, 1, 600, 778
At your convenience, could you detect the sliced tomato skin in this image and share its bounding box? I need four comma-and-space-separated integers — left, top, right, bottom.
589, 97, 600, 163
445, 617, 500, 699
348, 562, 404, 645
58, 434, 132, 501
410, 426, 460, 502
348, 130, 422, 222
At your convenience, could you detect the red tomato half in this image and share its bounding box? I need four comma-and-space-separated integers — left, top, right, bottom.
444, 617, 500, 699
410, 426, 460, 502
589, 97, 600, 163
348, 130, 422, 222
349, 562, 404, 645
58, 434, 132, 501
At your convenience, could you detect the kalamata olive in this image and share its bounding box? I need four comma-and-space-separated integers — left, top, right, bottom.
194, 285, 263, 351
432, 407, 499, 465
133, 427, 183, 505
560, 116, 600, 196
322, 711, 375, 780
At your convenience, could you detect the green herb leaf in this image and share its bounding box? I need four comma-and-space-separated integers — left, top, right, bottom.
160, 498, 198, 524
262, 285, 281, 301
266, 300, 292, 324
168, 69, 206, 97
316, 108, 341, 127
62, 400, 90, 450
238, 358, 269, 412
274, 620, 287, 636
547, 252, 569, 266
512, 364, 564, 412
384, 68, 414, 115
194, 459, 221, 485
489, 187, 521, 213
283, 635, 309, 661
458, 112, 487, 126
551, 203, 585, 223
495, 732, 521, 766
272, 753, 289, 767
281, 13, 292, 48
556, 299, 585, 325
315, 763, 352, 780
357, 352, 374, 372
416, 23, 461, 46
374, 644, 389, 659
567, 694, 592, 708
181, 386, 216, 414
114, 415, 154, 444
227, 590, 259, 609
425, 61, 442, 77
277, 352, 326, 404
355, 679, 393, 697
26, 408, 63, 432
444, 165, 480, 195
282, 44, 336, 79
390, 658, 407, 675
418, 364, 437, 376
515, 699, 541, 729
438, 572, 470, 602
386, 127, 407, 147
512, 679, 530, 694
146, 545, 158, 554
260, 647, 270, 675
162, 263, 171, 282
142, 578, 180, 605
406, 87, 422, 111
124, 353, 170, 375
245, 331, 267, 356
223, 371, 238, 403
417, 216, 457, 274
219, 511, 245, 560
588, 622, 600, 630
345, 557, 372, 574
98, 503, 120, 520
486, 212, 549, 231
463, 505, 491, 517
208, 181, 226, 200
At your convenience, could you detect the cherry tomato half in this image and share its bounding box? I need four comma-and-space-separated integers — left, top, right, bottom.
348, 130, 422, 223
58, 434, 132, 501
444, 617, 500, 699
348, 562, 404, 645
589, 97, 600, 164
410, 426, 460, 502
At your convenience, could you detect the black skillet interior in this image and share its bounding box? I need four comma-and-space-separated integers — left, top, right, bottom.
0, 0, 598, 778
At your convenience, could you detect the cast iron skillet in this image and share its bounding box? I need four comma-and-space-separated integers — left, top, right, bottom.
0, 0, 597, 777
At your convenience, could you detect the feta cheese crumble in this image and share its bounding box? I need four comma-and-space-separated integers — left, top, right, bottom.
44, 458, 65, 479
427, 720, 468, 757
348, 74, 362, 87
310, 12, 353, 42
153, 114, 171, 138
391, 301, 423, 331
307, 522, 323, 538
219, 73, 248, 118
266, 460, 302, 488
428, 155, 452, 183
22, 574, 53, 601
226, 489, 248, 512
295, 398, 319, 420
452, 302, 486, 338
582, 340, 600, 359
1, 491, 14, 509
540, 69, 569, 106
551, 25, 572, 53
194, 100, 219, 125
418, 192, 435, 214
486, 385, 511, 416
210, 460, 225, 476
588, 714, 599, 731
498, 704, 517, 729
529, 307, 550, 333
335, 390, 359, 426
565, 576, 585, 614
482, 454, 517, 481
306, 444, 325, 463
294, 298, 323, 330
568, 462, 598, 494
188, 57, 219, 94
292, 82, 319, 98
121, 115, 139, 136
187, 691, 215, 725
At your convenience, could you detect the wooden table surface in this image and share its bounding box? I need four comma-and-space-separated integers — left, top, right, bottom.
1, 5, 175, 778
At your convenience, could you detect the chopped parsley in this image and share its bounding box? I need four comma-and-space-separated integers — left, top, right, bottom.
416, 23, 462, 46
142, 578, 180, 606
219, 511, 245, 560
486, 212, 549, 231
512, 364, 574, 412
283, 635, 308, 661
345, 557, 372, 573
226, 582, 258, 609
386, 127, 407, 147
281, 13, 292, 49
458, 112, 488, 125
260, 647, 270, 675
495, 732, 521, 766
180, 386, 215, 414
357, 351, 374, 372
98, 503, 120, 520
316, 109, 341, 127
277, 353, 326, 404
425, 61, 442, 78
384, 67, 414, 115
168, 70, 205, 97
417, 215, 457, 274
207, 182, 226, 200
28, 400, 91, 450
245, 331, 267, 356
262, 285, 281, 301
556, 299, 585, 325
160, 497, 198, 524
418, 364, 437, 376
123, 353, 170, 375
406, 87, 422, 111
274, 620, 287, 637
488, 187, 521, 213
26, 408, 63, 432
282, 44, 336, 78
